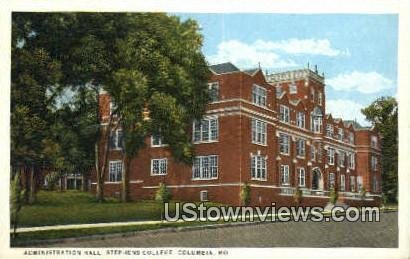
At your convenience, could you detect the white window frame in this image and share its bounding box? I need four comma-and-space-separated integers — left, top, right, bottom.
297, 167, 305, 187
318, 92, 323, 105
371, 156, 378, 171
350, 176, 356, 192
328, 172, 335, 189
340, 174, 346, 191
311, 145, 316, 161
151, 134, 168, 147
151, 158, 167, 176
338, 151, 345, 168
338, 128, 344, 141
252, 84, 267, 107
348, 152, 355, 169
327, 148, 335, 165
311, 115, 322, 133
280, 165, 290, 186
193, 116, 218, 143
296, 112, 305, 128
296, 138, 306, 157
372, 176, 378, 192
279, 133, 290, 155
349, 132, 355, 144
279, 105, 290, 123
371, 136, 378, 148
110, 129, 123, 150
208, 82, 219, 103
326, 124, 333, 138
200, 190, 209, 201
251, 119, 267, 145
289, 83, 297, 94
109, 160, 123, 182
251, 155, 267, 181
192, 155, 218, 180
357, 176, 363, 191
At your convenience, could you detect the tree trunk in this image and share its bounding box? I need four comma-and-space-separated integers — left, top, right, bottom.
23, 167, 29, 204
121, 155, 130, 202
28, 166, 36, 204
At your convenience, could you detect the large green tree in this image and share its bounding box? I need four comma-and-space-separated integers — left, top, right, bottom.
12, 13, 210, 202
362, 96, 398, 203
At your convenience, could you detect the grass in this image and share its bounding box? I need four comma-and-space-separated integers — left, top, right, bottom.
17, 190, 219, 227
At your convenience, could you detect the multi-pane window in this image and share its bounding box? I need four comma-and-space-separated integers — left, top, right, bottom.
297, 168, 305, 187
208, 82, 219, 102
350, 176, 355, 192
151, 158, 167, 175
280, 165, 290, 185
193, 117, 218, 142
349, 132, 355, 144
252, 84, 267, 106
348, 152, 355, 169
152, 134, 167, 147
109, 161, 122, 182
372, 175, 378, 192
296, 139, 306, 157
338, 128, 344, 141
279, 105, 290, 123
311, 145, 316, 161
110, 129, 123, 150
371, 136, 378, 148
326, 124, 333, 138
357, 176, 363, 191
338, 151, 345, 167
311, 88, 315, 101
311, 115, 322, 133
328, 173, 335, 189
289, 83, 297, 94
279, 133, 290, 155
318, 92, 323, 105
296, 112, 305, 128
317, 143, 323, 161
251, 119, 267, 145
276, 85, 283, 98
340, 174, 346, 191
251, 155, 267, 181
192, 155, 218, 179
371, 156, 378, 171
327, 148, 335, 165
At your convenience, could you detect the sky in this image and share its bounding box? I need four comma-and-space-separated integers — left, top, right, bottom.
177, 13, 398, 126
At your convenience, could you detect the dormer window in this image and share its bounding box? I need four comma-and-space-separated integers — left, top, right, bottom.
279, 105, 290, 123
252, 84, 267, 107
208, 82, 219, 102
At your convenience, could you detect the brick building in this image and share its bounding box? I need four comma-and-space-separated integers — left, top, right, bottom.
92, 62, 382, 207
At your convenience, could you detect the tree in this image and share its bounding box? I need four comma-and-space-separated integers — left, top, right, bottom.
240, 183, 251, 206
10, 172, 24, 239
361, 96, 398, 203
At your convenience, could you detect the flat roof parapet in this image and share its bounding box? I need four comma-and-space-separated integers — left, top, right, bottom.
266, 68, 324, 84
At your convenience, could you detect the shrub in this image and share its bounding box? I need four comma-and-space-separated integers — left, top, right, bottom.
329, 187, 338, 204
10, 172, 24, 238
155, 183, 171, 203
360, 187, 367, 199
293, 186, 303, 205
240, 183, 250, 206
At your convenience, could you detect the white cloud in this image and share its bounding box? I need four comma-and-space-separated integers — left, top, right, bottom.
327, 71, 393, 94
254, 39, 350, 57
208, 38, 349, 69
326, 99, 370, 126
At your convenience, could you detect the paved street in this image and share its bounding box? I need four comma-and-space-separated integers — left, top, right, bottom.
48, 212, 397, 248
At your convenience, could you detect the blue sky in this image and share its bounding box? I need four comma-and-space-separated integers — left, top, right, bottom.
177, 13, 398, 126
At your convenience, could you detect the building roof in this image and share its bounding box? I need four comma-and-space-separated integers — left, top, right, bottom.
209, 62, 240, 74
243, 68, 260, 76
343, 120, 372, 130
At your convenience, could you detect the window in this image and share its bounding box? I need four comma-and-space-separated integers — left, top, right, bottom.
338, 151, 345, 167
208, 82, 219, 102
151, 158, 167, 176
251, 119, 267, 145
297, 168, 305, 187
310, 88, 315, 102
296, 112, 305, 128
192, 155, 218, 180
338, 128, 344, 141
296, 139, 306, 157
200, 190, 208, 201
109, 161, 122, 182
110, 129, 123, 150
109, 100, 117, 116
279, 133, 290, 155
340, 174, 346, 191
326, 124, 333, 138
317, 143, 323, 161
357, 176, 363, 191
289, 83, 297, 94
371, 156, 378, 171
328, 173, 335, 189
348, 152, 355, 169
151, 134, 168, 147
280, 165, 290, 185
318, 92, 323, 105
311, 115, 322, 133
279, 105, 290, 123
350, 176, 355, 192
372, 176, 378, 192
349, 132, 355, 144
276, 85, 283, 98
193, 117, 218, 142
371, 136, 378, 148
251, 155, 267, 181
252, 84, 267, 106
311, 145, 316, 161
327, 148, 335, 165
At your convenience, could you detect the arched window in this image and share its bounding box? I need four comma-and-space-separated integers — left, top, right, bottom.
311, 107, 323, 133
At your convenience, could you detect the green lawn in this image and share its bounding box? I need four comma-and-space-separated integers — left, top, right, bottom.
17, 190, 218, 227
